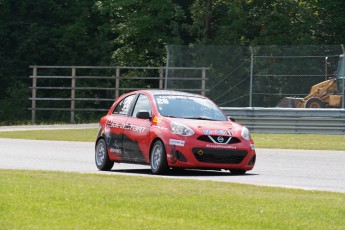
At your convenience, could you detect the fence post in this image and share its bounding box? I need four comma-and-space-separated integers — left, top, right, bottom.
115, 68, 120, 98
201, 68, 206, 96
340, 44, 345, 109
249, 46, 254, 107
71, 67, 76, 123
165, 46, 169, 89
159, 68, 164, 89
31, 66, 37, 124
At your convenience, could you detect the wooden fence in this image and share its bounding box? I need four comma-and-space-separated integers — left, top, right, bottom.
29, 66, 208, 123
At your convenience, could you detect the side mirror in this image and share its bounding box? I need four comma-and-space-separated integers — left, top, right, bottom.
136, 111, 151, 120
228, 116, 235, 122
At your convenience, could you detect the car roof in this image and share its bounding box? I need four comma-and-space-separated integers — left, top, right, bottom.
137, 89, 205, 98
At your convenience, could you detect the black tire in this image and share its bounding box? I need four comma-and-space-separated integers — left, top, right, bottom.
230, 169, 246, 175
150, 140, 169, 175
95, 139, 114, 171
305, 97, 325, 108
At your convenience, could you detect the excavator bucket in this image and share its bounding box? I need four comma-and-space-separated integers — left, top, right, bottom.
276, 97, 303, 108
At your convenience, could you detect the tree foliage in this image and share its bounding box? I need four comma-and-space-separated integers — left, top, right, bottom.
0, 0, 344, 123
0, 0, 113, 123
315, 0, 345, 44
97, 0, 186, 66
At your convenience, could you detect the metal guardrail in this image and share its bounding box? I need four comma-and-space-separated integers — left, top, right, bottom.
221, 107, 345, 135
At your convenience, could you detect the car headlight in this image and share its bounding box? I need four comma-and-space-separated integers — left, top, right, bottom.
170, 122, 194, 136
241, 127, 251, 140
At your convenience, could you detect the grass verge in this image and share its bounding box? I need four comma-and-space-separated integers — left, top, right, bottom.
1, 170, 344, 230
252, 133, 345, 151
0, 129, 98, 142
0, 128, 344, 150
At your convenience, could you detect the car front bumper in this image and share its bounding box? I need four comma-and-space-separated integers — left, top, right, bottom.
165, 141, 256, 171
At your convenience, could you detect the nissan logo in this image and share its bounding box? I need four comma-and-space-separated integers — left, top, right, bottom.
217, 136, 224, 143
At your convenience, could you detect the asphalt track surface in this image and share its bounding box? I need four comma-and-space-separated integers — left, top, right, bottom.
1, 134, 344, 193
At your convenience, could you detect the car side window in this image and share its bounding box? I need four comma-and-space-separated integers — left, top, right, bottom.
131, 94, 151, 117
112, 94, 136, 115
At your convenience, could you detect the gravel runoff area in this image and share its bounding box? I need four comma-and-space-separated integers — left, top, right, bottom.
0, 123, 99, 132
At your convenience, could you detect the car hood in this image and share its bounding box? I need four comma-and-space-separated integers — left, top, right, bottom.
169, 118, 243, 136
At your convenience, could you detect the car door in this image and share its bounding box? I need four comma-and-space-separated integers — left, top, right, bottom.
106, 94, 136, 160
123, 94, 152, 162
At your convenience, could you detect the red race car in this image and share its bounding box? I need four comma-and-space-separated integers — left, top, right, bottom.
95, 90, 256, 175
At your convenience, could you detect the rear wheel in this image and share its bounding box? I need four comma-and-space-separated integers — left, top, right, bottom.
150, 140, 169, 174
230, 169, 246, 175
305, 97, 325, 108
95, 139, 114, 171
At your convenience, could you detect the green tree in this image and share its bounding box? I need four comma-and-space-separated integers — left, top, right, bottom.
189, 0, 248, 45
245, 0, 318, 45
0, 0, 114, 123
99, 0, 186, 66
315, 0, 345, 44
189, 0, 319, 45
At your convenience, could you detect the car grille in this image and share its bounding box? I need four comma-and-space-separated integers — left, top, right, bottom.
192, 148, 247, 164
197, 135, 241, 144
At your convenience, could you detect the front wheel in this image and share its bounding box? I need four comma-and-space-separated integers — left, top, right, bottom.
95, 139, 114, 171
150, 140, 169, 174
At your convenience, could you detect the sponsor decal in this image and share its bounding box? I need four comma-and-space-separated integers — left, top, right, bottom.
153, 116, 162, 123
156, 98, 169, 104
215, 130, 225, 135
130, 125, 146, 133
109, 140, 122, 156
203, 129, 231, 136
157, 95, 188, 100
169, 139, 185, 146
109, 147, 121, 155
206, 144, 237, 149
106, 117, 146, 133
250, 144, 255, 150
152, 125, 168, 131
203, 129, 212, 135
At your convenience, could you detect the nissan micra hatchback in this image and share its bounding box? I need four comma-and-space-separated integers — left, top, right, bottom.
95, 90, 256, 174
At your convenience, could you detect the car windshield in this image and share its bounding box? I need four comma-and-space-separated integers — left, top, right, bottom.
154, 95, 227, 121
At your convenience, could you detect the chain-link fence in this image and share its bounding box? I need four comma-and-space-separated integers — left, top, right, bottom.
166, 45, 345, 108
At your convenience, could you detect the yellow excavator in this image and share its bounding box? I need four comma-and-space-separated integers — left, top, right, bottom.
277, 55, 345, 108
